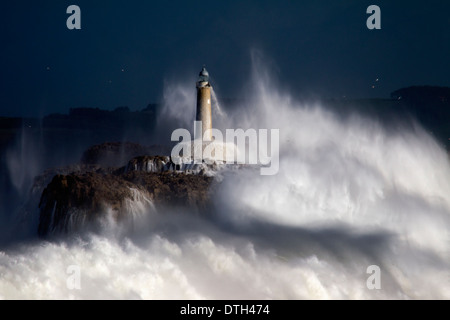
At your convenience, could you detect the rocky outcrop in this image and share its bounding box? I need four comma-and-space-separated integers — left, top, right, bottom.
38, 172, 140, 235
122, 171, 214, 207
122, 155, 229, 176
38, 163, 215, 236
124, 155, 171, 173
36, 137, 244, 236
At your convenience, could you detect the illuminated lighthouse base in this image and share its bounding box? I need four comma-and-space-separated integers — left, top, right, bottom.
171, 121, 240, 165
172, 139, 240, 165
172, 140, 239, 164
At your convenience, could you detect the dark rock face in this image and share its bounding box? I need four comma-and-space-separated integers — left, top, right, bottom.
124, 155, 171, 173
38, 173, 138, 236
38, 157, 215, 236
122, 171, 214, 207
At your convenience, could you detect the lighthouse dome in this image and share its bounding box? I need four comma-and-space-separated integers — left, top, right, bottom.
198, 67, 209, 82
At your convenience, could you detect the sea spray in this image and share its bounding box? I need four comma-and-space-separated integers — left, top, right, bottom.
0, 54, 449, 299
211, 87, 226, 118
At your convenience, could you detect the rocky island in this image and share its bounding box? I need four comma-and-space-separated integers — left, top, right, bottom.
36, 145, 224, 236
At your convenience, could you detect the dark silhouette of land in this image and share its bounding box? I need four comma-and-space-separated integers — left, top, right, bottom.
2, 87, 450, 150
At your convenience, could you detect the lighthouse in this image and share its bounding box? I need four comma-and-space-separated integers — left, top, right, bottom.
171, 67, 239, 166
196, 67, 212, 141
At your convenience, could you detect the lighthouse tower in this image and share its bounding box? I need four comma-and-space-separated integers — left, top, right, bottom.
196, 67, 212, 141
171, 67, 239, 166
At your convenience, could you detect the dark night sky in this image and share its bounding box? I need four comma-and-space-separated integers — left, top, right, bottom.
1, 0, 449, 117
